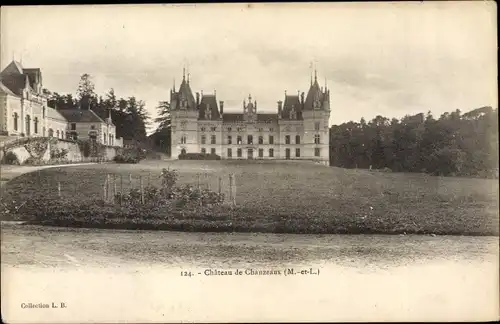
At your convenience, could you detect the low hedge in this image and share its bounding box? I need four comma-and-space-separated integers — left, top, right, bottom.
179, 153, 221, 160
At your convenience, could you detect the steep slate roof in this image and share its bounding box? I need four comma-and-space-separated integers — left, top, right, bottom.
46, 107, 68, 121
0, 61, 24, 76
222, 113, 244, 123
257, 113, 278, 123
173, 78, 197, 110
198, 94, 221, 120
57, 109, 104, 123
281, 95, 303, 120
0, 80, 19, 96
304, 78, 325, 111
22, 68, 42, 90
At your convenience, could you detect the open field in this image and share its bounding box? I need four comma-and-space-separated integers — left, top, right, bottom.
1, 160, 498, 235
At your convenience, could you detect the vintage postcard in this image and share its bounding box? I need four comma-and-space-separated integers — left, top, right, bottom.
1, 2, 498, 323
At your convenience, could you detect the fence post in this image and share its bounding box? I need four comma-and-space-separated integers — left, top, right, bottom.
106, 174, 111, 203
103, 176, 108, 201
148, 172, 151, 187
57, 182, 61, 198
197, 173, 200, 190
113, 174, 117, 204
228, 174, 234, 206
129, 173, 132, 189
218, 176, 222, 195
120, 175, 123, 205
140, 176, 144, 204
232, 174, 236, 206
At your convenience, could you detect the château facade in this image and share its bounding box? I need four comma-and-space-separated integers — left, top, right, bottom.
171, 70, 331, 165
0, 60, 123, 147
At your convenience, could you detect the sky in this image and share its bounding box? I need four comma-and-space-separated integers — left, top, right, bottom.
1, 3, 497, 133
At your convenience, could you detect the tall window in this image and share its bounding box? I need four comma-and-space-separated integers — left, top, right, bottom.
48, 128, 54, 137
237, 136, 242, 145
227, 135, 232, 144
200, 127, 206, 132
71, 123, 76, 130
56, 130, 60, 138
314, 122, 320, 131
25, 115, 31, 135
285, 135, 290, 144
237, 148, 242, 157
13, 113, 18, 131
269, 148, 274, 157
211, 127, 217, 131
269, 128, 274, 132
181, 148, 187, 155
33, 118, 38, 134
201, 135, 206, 144
258, 136, 263, 145
181, 136, 187, 144
227, 127, 232, 132
211, 135, 216, 144
258, 148, 263, 158
269, 135, 274, 144
227, 148, 232, 158
295, 135, 300, 144
315, 148, 321, 157
296, 148, 300, 157
211, 148, 216, 155
314, 134, 320, 144
247, 135, 253, 144
103, 133, 107, 144
201, 148, 206, 154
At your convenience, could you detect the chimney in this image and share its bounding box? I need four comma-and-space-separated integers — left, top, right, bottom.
301, 92, 305, 104
196, 92, 200, 106
219, 101, 224, 114
277, 100, 283, 113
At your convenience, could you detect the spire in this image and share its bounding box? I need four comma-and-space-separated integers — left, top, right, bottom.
314, 68, 317, 84
182, 67, 186, 81
173, 78, 176, 92
325, 77, 327, 92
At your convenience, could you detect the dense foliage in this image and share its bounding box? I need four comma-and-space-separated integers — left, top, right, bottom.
330, 106, 498, 178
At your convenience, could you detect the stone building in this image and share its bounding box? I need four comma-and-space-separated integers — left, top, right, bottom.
0, 60, 122, 147
170, 69, 330, 165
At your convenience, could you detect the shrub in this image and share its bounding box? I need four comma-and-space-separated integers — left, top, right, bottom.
50, 148, 69, 159
3, 151, 19, 165
178, 153, 221, 160
114, 154, 139, 164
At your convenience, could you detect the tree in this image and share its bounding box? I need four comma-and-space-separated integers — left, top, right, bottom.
76, 74, 98, 110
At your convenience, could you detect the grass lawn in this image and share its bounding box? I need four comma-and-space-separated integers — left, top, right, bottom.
1, 160, 498, 235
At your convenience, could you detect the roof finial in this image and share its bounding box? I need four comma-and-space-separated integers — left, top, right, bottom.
314, 68, 317, 83
248, 93, 252, 101
310, 61, 313, 85
182, 66, 186, 81
325, 77, 327, 91
186, 62, 190, 84
173, 78, 176, 92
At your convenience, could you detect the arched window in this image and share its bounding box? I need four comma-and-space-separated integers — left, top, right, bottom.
48, 128, 54, 137
34, 117, 39, 134
181, 148, 186, 155
13, 113, 19, 131
25, 115, 31, 136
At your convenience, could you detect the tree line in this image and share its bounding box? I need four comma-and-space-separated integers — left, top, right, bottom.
329, 106, 498, 178
43, 74, 150, 143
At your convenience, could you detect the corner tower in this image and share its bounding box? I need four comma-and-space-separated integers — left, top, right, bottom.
302, 69, 330, 165
170, 69, 198, 158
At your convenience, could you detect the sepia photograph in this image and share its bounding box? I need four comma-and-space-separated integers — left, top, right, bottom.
1, 2, 498, 323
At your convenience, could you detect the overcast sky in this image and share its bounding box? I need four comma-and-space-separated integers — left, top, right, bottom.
1, 3, 497, 132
